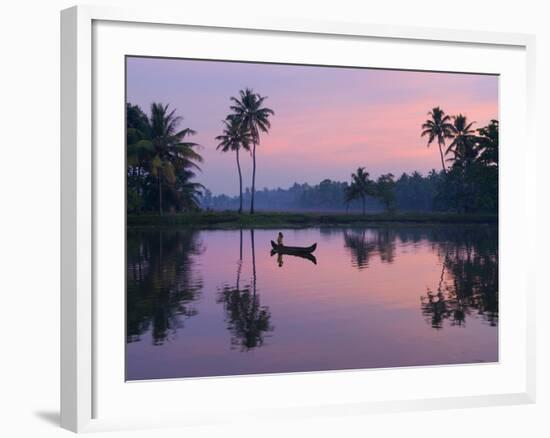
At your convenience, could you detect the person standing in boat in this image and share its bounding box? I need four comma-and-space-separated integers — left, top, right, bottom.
276, 232, 284, 246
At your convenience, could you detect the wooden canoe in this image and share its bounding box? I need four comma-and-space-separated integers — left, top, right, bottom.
270, 241, 317, 254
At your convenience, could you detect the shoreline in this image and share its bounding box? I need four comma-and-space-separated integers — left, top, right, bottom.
127, 211, 498, 229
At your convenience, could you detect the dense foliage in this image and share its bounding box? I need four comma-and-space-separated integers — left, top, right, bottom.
127, 102, 204, 214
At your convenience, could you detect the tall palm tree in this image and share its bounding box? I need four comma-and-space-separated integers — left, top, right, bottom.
446, 114, 477, 166
349, 167, 374, 215
229, 88, 274, 214
421, 107, 454, 173
148, 103, 202, 215
215, 117, 251, 214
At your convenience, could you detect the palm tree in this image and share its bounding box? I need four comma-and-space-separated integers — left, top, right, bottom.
476, 120, 499, 166
446, 114, 477, 166
376, 173, 396, 212
215, 116, 251, 214
421, 107, 454, 173
148, 103, 202, 215
349, 167, 374, 215
229, 88, 274, 214
344, 183, 359, 214
175, 168, 204, 211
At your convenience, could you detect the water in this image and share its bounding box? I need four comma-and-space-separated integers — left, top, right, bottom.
126, 225, 498, 380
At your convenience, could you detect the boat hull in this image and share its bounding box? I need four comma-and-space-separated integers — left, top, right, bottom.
270, 241, 317, 254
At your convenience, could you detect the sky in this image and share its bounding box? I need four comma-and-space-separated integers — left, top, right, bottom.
126, 57, 498, 196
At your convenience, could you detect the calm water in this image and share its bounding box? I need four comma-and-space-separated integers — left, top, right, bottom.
126, 225, 498, 380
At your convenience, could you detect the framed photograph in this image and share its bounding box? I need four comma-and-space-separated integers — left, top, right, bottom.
61, 5, 536, 433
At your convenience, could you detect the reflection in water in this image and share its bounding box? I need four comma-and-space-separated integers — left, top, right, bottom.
420, 227, 498, 328
216, 284, 273, 350
126, 229, 203, 345
217, 229, 273, 350
126, 225, 498, 379
343, 228, 396, 269
270, 249, 317, 266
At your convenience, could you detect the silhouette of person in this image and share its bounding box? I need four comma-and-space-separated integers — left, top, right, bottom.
277, 232, 284, 246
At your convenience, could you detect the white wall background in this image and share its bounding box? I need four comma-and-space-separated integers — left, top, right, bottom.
0, 1, 547, 437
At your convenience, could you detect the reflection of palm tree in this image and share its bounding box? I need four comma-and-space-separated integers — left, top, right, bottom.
217, 229, 273, 350
126, 229, 204, 345
343, 228, 396, 269
251, 229, 256, 293
344, 229, 375, 269
237, 228, 243, 284
421, 290, 449, 329
217, 284, 273, 350
420, 251, 464, 329
239, 228, 243, 260
420, 227, 498, 329
375, 228, 396, 263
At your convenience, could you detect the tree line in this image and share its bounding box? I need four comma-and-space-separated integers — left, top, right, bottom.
421, 107, 498, 213
127, 96, 497, 215
202, 172, 439, 213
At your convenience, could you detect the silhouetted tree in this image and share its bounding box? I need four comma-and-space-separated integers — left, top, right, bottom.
126, 102, 203, 214
216, 116, 251, 213
376, 173, 396, 212
446, 114, 478, 167
421, 107, 454, 173
348, 167, 375, 214
229, 88, 274, 214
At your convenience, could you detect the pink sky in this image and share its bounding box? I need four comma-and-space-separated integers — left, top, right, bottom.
127, 57, 498, 196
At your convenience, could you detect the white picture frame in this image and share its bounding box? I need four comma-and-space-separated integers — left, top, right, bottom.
60, 4, 536, 433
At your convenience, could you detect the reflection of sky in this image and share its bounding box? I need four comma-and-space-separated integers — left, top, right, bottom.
126, 228, 498, 380
127, 57, 498, 195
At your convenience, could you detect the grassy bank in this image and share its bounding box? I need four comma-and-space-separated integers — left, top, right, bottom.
127, 211, 497, 228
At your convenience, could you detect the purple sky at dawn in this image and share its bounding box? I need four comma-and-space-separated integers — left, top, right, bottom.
126, 57, 498, 196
